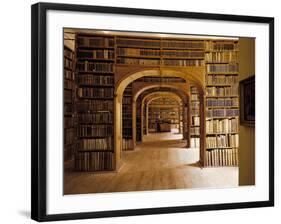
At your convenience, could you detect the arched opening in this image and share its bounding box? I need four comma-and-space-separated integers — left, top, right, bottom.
115, 68, 205, 169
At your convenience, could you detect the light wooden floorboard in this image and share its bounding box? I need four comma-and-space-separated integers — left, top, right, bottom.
64, 132, 238, 194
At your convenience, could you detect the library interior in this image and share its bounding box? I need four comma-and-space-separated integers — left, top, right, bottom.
63, 29, 255, 194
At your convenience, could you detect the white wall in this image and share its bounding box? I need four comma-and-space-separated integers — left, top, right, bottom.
0, 0, 279, 223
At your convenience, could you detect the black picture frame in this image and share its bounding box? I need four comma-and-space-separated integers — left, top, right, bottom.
240, 76, 255, 126
31, 2, 274, 222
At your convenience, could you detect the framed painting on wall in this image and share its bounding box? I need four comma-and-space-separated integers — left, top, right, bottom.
31, 2, 274, 222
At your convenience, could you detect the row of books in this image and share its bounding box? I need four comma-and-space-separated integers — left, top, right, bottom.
64, 48, 74, 59
117, 58, 160, 65
205, 148, 238, 167
205, 42, 238, 51
123, 119, 132, 128
64, 117, 74, 128
123, 97, 131, 104
192, 116, 200, 126
77, 49, 114, 59
205, 51, 238, 62
77, 62, 114, 73
77, 125, 113, 137
137, 77, 185, 83
64, 89, 72, 103
122, 139, 133, 150
206, 98, 239, 107
162, 40, 204, 49
163, 59, 204, 66
117, 48, 160, 56
64, 79, 74, 89
191, 101, 200, 109
162, 50, 204, 58
65, 128, 76, 145
75, 151, 113, 171
77, 36, 114, 48
206, 64, 239, 73
191, 127, 200, 135
190, 86, 199, 94
206, 109, 239, 117
191, 94, 199, 101
206, 118, 238, 134
79, 137, 113, 151
206, 75, 238, 85
206, 134, 239, 148
76, 100, 114, 113
76, 75, 114, 86
64, 70, 74, 80
64, 57, 73, 70
77, 87, 114, 98
206, 86, 238, 96
117, 38, 160, 48
190, 137, 200, 148
78, 112, 113, 124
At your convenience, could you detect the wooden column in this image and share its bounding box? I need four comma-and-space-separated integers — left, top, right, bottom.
146, 104, 149, 135
199, 93, 206, 167
132, 99, 136, 149
186, 99, 191, 148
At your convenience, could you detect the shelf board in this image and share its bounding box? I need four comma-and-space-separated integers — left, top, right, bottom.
77, 58, 115, 61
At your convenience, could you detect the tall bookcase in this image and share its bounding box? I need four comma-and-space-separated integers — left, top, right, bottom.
64, 45, 76, 162
190, 86, 200, 148
74, 34, 115, 171
148, 97, 180, 133
122, 84, 133, 150
204, 40, 239, 167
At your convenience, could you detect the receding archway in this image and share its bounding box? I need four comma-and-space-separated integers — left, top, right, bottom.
114, 68, 205, 170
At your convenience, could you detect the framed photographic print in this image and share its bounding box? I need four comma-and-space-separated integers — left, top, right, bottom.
240, 76, 255, 126
31, 2, 274, 222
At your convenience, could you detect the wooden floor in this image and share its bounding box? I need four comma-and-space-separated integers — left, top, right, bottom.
64, 131, 238, 195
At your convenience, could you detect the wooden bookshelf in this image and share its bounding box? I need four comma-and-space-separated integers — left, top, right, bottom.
122, 84, 133, 150
64, 45, 77, 162
190, 86, 200, 148
204, 40, 239, 167
74, 34, 115, 171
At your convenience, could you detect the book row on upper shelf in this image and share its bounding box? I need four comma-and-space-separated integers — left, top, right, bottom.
64, 89, 73, 103
116, 48, 205, 58
206, 134, 239, 148
77, 36, 114, 48
76, 100, 114, 113
122, 128, 133, 137
206, 109, 239, 117
206, 64, 238, 73
206, 86, 238, 97
78, 125, 113, 137
79, 137, 113, 151
77, 62, 114, 73
206, 118, 238, 134
76, 75, 114, 86
205, 41, 238, 51
77, 49, 115, 59
77, 87, 114, 98
116, 58, 204, 66
205, 148, 238, 167
75, 151, 113, 171
206, 98, 239, 107
205, 51, 238, 62
78, 112, 113, 124
64, 70, 75, 80
206, 75, 238, 85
